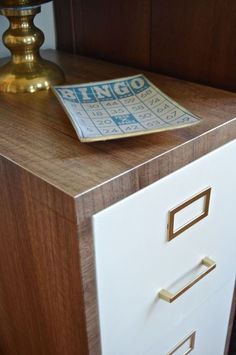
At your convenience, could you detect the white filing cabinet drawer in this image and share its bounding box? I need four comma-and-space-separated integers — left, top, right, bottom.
147, 277, 235, 355
92, 140, 236, 355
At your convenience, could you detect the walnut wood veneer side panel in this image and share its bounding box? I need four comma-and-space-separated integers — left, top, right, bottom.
76, 119, 236, 354
151, 0, 236, 91
54, 0, 151, 68
0, 156, 88, 355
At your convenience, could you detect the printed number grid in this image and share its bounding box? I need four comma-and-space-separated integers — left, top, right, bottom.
53, 75, 200, 142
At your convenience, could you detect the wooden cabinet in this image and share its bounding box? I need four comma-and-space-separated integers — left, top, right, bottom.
0, 50, 236, 355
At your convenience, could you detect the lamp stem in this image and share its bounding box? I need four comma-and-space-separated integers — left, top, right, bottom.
4, 8, 43, 63
0, 6, 64, 93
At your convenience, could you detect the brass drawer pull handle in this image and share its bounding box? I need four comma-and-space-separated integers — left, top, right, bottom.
159, 257, 216, 303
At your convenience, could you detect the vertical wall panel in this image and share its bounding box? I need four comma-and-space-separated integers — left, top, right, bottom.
151, 0, 236, 91
54, 0, 75, 53
54, 0, 151, 68
54, 0, 236, 91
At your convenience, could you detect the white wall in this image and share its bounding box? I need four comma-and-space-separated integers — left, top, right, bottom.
0, 2, 56, 58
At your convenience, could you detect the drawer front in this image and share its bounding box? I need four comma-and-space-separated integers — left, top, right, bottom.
147, 277, 235, 355
92, 140, 236, 355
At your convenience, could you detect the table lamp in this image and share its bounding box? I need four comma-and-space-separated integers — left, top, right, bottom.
0, 0, 65, 93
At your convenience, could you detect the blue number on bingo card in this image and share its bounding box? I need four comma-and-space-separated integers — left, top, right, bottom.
111, 114, 138, 126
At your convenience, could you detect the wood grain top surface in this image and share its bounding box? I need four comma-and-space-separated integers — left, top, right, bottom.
0, 50, 236, 198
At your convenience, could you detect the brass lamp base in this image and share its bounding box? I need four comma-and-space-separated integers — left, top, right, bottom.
0, 5, 65, 93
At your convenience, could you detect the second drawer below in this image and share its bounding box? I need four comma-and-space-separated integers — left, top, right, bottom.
147, 276, 235, 355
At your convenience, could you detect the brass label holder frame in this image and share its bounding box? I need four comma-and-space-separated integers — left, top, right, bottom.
167, 331, 196, 355
168, 187, 211, 241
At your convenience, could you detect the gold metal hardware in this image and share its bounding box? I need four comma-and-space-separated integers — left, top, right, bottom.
168, 187, 211, 241
159, 257, 216, 303
0, 0, 65, 93
167, 331, 196, 355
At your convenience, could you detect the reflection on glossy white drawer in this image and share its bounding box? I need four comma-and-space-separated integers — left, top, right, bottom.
92, 140, 236, 355
148, 277, 235, 355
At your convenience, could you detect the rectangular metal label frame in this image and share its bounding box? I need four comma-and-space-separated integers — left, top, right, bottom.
168, 187, 211, 241
167, 331, 196, 355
